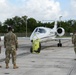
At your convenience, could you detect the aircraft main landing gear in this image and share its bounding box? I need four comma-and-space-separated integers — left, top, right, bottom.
57, 39, 62, 47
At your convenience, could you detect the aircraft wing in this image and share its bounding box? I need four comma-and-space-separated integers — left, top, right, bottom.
39, 37, 72, 43
0, 36, 4, 41
54, 37, 71, 40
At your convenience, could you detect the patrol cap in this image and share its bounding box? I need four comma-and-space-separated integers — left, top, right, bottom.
7, 26, 12, 31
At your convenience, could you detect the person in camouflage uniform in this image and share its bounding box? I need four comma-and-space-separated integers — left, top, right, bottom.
0, 37, 2, 68
4, 26, 18, 69
72, 31, 76, 60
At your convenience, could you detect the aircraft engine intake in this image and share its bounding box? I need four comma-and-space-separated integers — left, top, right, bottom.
57, 27, 65, 36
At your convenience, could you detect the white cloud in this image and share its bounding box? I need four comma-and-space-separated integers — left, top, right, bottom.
71, 0, 76, 8
24, 0, 61, 21
0, 0, 22, 22
0, 0, 15, 22
0, 0, 70, 22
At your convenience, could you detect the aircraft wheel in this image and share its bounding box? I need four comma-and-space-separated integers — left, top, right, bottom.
58, 43, 59, 47
30, 47, 33, 53
58, 43, 62, 47
37, 43, 41, 53
60, 43, 62, 47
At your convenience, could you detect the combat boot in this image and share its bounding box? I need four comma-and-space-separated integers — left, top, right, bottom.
74, 54, 76, 60
0, 65, 2, 68
13, 64, 18, 69
6, 63, 9, 69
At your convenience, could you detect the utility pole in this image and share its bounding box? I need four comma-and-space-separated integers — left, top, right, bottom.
22, 16, 28, 37
26, 17, 27, 37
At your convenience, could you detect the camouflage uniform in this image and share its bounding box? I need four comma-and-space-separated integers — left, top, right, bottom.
72, 33, 76, 54
4, 31, 18, 65
0, 37, 1, 53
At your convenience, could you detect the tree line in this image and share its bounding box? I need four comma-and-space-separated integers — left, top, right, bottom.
0, 15, 76, 34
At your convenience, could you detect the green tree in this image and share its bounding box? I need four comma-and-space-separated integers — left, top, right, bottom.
1, 15, 76, 34
12, 16, 22, 32
27, 18, 37, 32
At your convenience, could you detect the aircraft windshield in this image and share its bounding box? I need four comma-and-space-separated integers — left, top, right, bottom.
35, 28, 46, 33
39, 28, 46, 33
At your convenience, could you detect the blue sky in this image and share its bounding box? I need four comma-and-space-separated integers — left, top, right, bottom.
0, 0, 76, 22
8, 0, 24, 7
56, 0, 70, 10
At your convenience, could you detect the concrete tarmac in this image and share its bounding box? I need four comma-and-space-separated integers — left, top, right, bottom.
0, 37, 76, 75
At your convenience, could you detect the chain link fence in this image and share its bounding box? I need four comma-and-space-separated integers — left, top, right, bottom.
0, 32, 72, 37
0, 32, 32, 37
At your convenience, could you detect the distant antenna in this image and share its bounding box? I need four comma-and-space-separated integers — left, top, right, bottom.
59, 16, 62, 21
42, 20, 55, 23
59, 16, 62, 27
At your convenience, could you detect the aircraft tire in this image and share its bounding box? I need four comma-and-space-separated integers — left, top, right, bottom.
58, 43, 62, 47
60, 43, 62, 47
37, 43, 41, 53
30, 47, 33, 53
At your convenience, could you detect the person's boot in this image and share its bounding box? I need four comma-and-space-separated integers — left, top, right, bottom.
74, 54, 76, 60
0, 65, 2, 68
6, 63, 9, 69
13, 64, 18, 69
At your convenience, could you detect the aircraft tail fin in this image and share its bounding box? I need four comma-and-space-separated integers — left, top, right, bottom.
53, 21, 57, 31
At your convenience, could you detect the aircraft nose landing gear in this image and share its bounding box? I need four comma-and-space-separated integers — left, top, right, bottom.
57, 39, 62, 47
